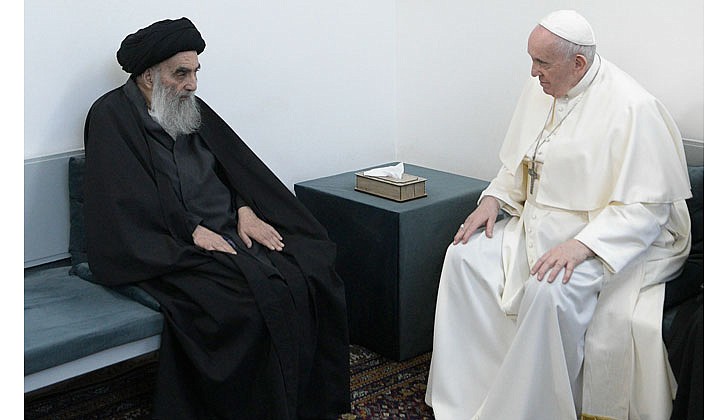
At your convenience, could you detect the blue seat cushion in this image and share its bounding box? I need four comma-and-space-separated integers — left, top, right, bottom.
69, 262, 160, 312
24, 266, 164, 375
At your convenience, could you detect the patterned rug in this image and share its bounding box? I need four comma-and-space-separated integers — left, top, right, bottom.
25, 345, 434, 419
343, 345, 434, 419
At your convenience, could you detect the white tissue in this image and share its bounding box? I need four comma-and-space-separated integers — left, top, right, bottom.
362, 162, 404, 179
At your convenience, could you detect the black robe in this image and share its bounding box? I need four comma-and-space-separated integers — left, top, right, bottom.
83, 79, 350, 419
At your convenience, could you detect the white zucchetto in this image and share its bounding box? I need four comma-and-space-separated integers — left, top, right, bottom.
539, 10, 596, 46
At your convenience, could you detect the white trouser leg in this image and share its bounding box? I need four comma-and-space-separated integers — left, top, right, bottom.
426, 220, 605, 420
426, 224, 517, 420
473, 257, 604, 420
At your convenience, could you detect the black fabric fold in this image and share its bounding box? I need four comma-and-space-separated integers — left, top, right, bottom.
83, 79, 349, 418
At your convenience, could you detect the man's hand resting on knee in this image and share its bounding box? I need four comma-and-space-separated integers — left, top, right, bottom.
531, 239, 595, 284
237, 206, 284, 251
454, 195, 501, 245
192, 225, 238, 254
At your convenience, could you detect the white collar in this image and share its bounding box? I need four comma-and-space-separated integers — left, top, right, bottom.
564, 54, 601, 100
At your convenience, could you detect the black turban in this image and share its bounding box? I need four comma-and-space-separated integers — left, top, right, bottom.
117, 17, 206, 77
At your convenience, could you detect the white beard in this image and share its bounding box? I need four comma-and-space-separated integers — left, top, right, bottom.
148, 75, 201, 139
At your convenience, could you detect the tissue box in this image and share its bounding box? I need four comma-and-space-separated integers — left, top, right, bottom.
355, 172, 427, 202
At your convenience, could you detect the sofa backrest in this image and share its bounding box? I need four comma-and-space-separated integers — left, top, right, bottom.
663, 165, 703, 311
68, 156, 87, 267
24, 151, 85, 268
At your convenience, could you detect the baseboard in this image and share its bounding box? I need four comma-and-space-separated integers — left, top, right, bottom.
24, 334, 161, 393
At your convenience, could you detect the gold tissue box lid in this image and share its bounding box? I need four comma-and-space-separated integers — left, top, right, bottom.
354, 172, 427, 202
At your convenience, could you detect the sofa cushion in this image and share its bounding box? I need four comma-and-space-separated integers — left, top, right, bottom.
67, 156, 160, 310
685, 165, 704, 256
663, 166, 704, 313
68, 156, 87, 267
70, 262, 160, 312
24, 266, 164, 375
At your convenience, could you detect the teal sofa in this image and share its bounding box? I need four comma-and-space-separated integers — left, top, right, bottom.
24, 156, 163, 393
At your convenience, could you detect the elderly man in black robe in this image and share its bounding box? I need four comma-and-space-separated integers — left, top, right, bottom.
83, 17, 350, 419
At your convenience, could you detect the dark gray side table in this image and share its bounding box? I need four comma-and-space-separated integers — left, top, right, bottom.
295, 163, 488, 360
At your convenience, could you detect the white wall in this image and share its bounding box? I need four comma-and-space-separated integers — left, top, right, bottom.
25, 1, 703, 186
24, 0, 397, 189
396, 0, 703, 181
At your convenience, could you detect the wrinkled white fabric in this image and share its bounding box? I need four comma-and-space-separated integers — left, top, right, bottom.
426, 56, 691, 420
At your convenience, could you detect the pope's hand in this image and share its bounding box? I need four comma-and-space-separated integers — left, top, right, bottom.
192, 225, 237, 254
531, 239, 595, 284
237, 206, 284, 251
454, 195, 501, 245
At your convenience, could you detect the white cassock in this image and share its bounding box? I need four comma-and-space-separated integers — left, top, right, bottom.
425, 55, 692, 420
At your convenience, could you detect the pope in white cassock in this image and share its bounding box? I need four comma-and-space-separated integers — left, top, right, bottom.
425, 10, 692, 420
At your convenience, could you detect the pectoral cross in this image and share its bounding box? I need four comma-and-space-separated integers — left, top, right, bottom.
528, 160, 539, 195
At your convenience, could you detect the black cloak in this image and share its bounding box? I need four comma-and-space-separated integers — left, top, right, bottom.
83, 79, 350, 419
